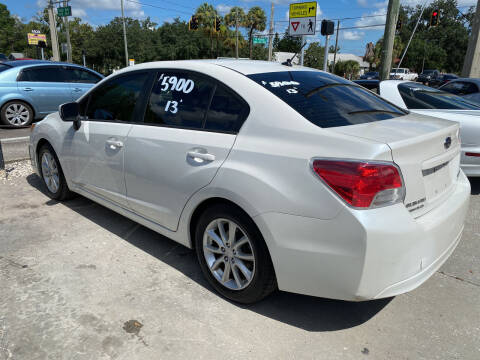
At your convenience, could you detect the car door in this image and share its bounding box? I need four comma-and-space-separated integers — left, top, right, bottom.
16, 66, 71, 116
64, 71, 151, 207
64, 66, 103, 101
124, 70, 250, 231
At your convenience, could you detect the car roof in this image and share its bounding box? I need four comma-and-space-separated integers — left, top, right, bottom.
446, 78, 480, 84
114, 59, 316, 76
2, 60, 96, 70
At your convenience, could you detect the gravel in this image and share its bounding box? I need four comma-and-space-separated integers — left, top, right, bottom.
0, 160, 33, 184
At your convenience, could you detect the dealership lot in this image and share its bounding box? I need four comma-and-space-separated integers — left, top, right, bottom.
0, 162, 479, 360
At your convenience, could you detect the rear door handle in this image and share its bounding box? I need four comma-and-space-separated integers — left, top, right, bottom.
187, 150, 215, 162
23, 87, 33, 91
106, 139, 124, 149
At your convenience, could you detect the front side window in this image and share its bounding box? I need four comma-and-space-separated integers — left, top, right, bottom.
18, 66, 66, 82
248, 71, 406, 128
144, 71, 215, 129
86, 72, 148, 122
398, 82, 480, 110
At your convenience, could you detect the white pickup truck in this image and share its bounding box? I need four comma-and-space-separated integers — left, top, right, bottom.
389, 68, 418, 81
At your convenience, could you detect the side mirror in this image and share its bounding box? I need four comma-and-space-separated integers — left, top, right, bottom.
59, 102, 81, 130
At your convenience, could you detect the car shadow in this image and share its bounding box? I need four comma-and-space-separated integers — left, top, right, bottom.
26, 174, 392, 332
469, 177, 480, 195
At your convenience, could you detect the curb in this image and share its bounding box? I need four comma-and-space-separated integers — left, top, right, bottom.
0, 136, 30, 169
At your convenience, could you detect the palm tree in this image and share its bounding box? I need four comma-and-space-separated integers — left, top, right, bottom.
245, 7, 266, 59
225, 7, 246, 58
195, 3, 218, 58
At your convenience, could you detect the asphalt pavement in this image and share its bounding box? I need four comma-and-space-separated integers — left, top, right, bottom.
0, 127, 30, 140
0, 162, 479, 360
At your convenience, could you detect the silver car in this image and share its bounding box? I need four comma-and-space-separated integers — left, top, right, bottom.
29, 60, 470, 303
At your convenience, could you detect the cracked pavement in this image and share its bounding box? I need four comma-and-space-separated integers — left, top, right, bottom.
0, 162, 479, 359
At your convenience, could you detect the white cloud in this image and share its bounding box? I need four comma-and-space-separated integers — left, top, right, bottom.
354, 8, 386, 30
342, 30, 365, 40
37, 0, 145, 19
216, 4, 232, 16
72, 8, 87, 18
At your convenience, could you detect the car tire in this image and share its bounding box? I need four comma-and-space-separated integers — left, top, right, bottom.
195, 203, 277, 304
38, 144, 74, 201
0, 100, 34, 127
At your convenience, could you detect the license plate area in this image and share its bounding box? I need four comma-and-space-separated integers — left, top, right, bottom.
423, 161, 453, 202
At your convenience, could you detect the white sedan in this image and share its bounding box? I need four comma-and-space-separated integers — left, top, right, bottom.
380, 80, 480, 177
29, 61, 470, 303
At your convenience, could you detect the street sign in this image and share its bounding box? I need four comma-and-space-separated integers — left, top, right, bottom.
289, 2, 317, 36
27, 33, 47, 46
253, 37, 267, 45
57, 6, 72, 17
129, 59, 135, 66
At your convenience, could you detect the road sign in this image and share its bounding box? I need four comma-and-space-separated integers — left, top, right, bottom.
27, 33, 47, 46
253, 37, 268, 45
129, 59, 135, 66
57, 6, 72, 17
289, 2, 317, 36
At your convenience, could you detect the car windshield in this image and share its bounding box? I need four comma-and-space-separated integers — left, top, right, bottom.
422, 70, 435, 75
365, 72, 377, 76
398, 82, 480, 110
392, 69, 405, 73
247, 71, 407, 128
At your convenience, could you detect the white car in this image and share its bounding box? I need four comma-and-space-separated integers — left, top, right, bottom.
379, 80, 480, 177
390, 68, 418, 81
29, 61, 470, 303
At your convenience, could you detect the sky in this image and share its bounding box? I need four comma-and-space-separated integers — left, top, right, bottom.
2, 0, 478, 56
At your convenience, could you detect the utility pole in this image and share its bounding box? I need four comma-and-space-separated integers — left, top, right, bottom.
268, 2, 274, 61
380, 0, 400, 80
63, 0, 72, 62
323, 35, 329, 71
333, 20, 340, 70
235, 9, 239, 59
462, 0, 480, 77
47, 0, 60, 61
121, 0, 129, 67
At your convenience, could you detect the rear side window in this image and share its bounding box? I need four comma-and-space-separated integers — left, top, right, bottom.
204, 84, 249, 132
144, 71, 215, 129
248, 71, 406, 128
18, 66, 66, 82
86, 73, 148, 122
65, 68, 101, 84
398, 82, 480, 110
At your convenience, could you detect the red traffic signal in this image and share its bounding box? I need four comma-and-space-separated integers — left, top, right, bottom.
430, 10, 439, 27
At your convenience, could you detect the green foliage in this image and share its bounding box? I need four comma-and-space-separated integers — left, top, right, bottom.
304, 42, 324, 69
245, 6, 267, 58
334, 60, 360, 79
274, 29, 302, 53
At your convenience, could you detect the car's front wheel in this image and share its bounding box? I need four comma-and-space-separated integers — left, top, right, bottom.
0, 101, 34, 127
38, 144, 73, 201
195, 204, 277, 304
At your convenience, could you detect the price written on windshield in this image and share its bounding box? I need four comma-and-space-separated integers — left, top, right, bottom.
159, 74, 194, 93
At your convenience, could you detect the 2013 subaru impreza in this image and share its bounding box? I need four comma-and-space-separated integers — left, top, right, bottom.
29, 60, 470, 304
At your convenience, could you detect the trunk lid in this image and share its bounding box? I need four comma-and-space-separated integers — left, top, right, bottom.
329, 113, 461, 217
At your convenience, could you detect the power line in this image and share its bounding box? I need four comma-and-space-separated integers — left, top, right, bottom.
125, 0, 192, 16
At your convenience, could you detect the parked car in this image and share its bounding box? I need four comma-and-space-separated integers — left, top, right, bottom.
379, 80, 480, 177
0, 53, 8, 62
0, 60, 103, 127
29, 60, 470, 303
439, 78, 480, 104
417, 69, 440, 85
360, 71, 379, 80
389, 68, 418, 81
438, 73, 459, 86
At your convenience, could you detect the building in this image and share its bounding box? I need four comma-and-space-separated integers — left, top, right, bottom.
327, 53, 371, 75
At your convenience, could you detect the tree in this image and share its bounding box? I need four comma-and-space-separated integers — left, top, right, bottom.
225, 6, 246, 58
195, 2, 219, 58
275, 29, 302, 53
245, 6, 266, 59
334, 60, 360, 79
304, 42, 324, 69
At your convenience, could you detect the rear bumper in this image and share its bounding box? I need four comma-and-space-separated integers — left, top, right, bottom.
254, 171, 470, 301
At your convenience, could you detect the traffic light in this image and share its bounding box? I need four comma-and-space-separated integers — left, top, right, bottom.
320, 20, 334, 36
430, 10, 439, 27
189, 15, 199, 31
215, 17, 221, 32
396, 18, 402, 31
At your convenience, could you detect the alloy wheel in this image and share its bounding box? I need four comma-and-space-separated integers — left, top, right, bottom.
5, 103, 30, 126
203, 218, 256, 290
41, 152, 60, 194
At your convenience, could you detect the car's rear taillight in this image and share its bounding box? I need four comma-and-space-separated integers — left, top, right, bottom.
311, 159, 405, 208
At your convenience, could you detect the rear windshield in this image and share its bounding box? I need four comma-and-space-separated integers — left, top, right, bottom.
0, 64, 11, 73
247, 71, 406, 128
398, 82, 480, 110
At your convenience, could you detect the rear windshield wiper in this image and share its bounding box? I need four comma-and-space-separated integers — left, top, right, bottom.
347, 109, 404, 115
